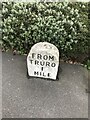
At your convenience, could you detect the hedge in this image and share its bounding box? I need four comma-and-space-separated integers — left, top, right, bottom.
2, 2, 89, 64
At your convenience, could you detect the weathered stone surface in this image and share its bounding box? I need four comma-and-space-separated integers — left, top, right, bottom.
27, 42, 59, 80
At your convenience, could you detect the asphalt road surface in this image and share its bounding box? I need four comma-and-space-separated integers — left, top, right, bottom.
2, 52, 88, 118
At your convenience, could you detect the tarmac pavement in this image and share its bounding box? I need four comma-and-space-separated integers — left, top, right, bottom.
2, 51, 88, 118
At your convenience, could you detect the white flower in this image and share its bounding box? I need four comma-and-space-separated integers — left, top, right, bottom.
3, 36, 7, 39
72, 18, 75, 20
64, 31, 67, 35
83, 25, 86, 28
69, 35, 71, 38
12, 17, 16, 20
71, 39, 73, 42
75, 9, 78, 13
62, 15, 64, 18
10, 29, 13, 32
67, 20, 70, 23
70, 10, 74, 14
70, 46, 72, 50
60, 11, 62, 15
62, 18, 66, 23
8, 19, 11, 22
72, 28, 75, 32
75, 40, 78, 43
68, 7, 70, 10
78, 22, 82, 27
66, 16, 69, 18
19, 10, 22, 13
70, 21, 73, 25
77, 14, 80, 18
67, 42, 70, 46
82, 5, 85, 8
75, 32, 77, 35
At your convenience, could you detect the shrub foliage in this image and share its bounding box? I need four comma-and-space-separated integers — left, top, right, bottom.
2, 2, 89, 62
